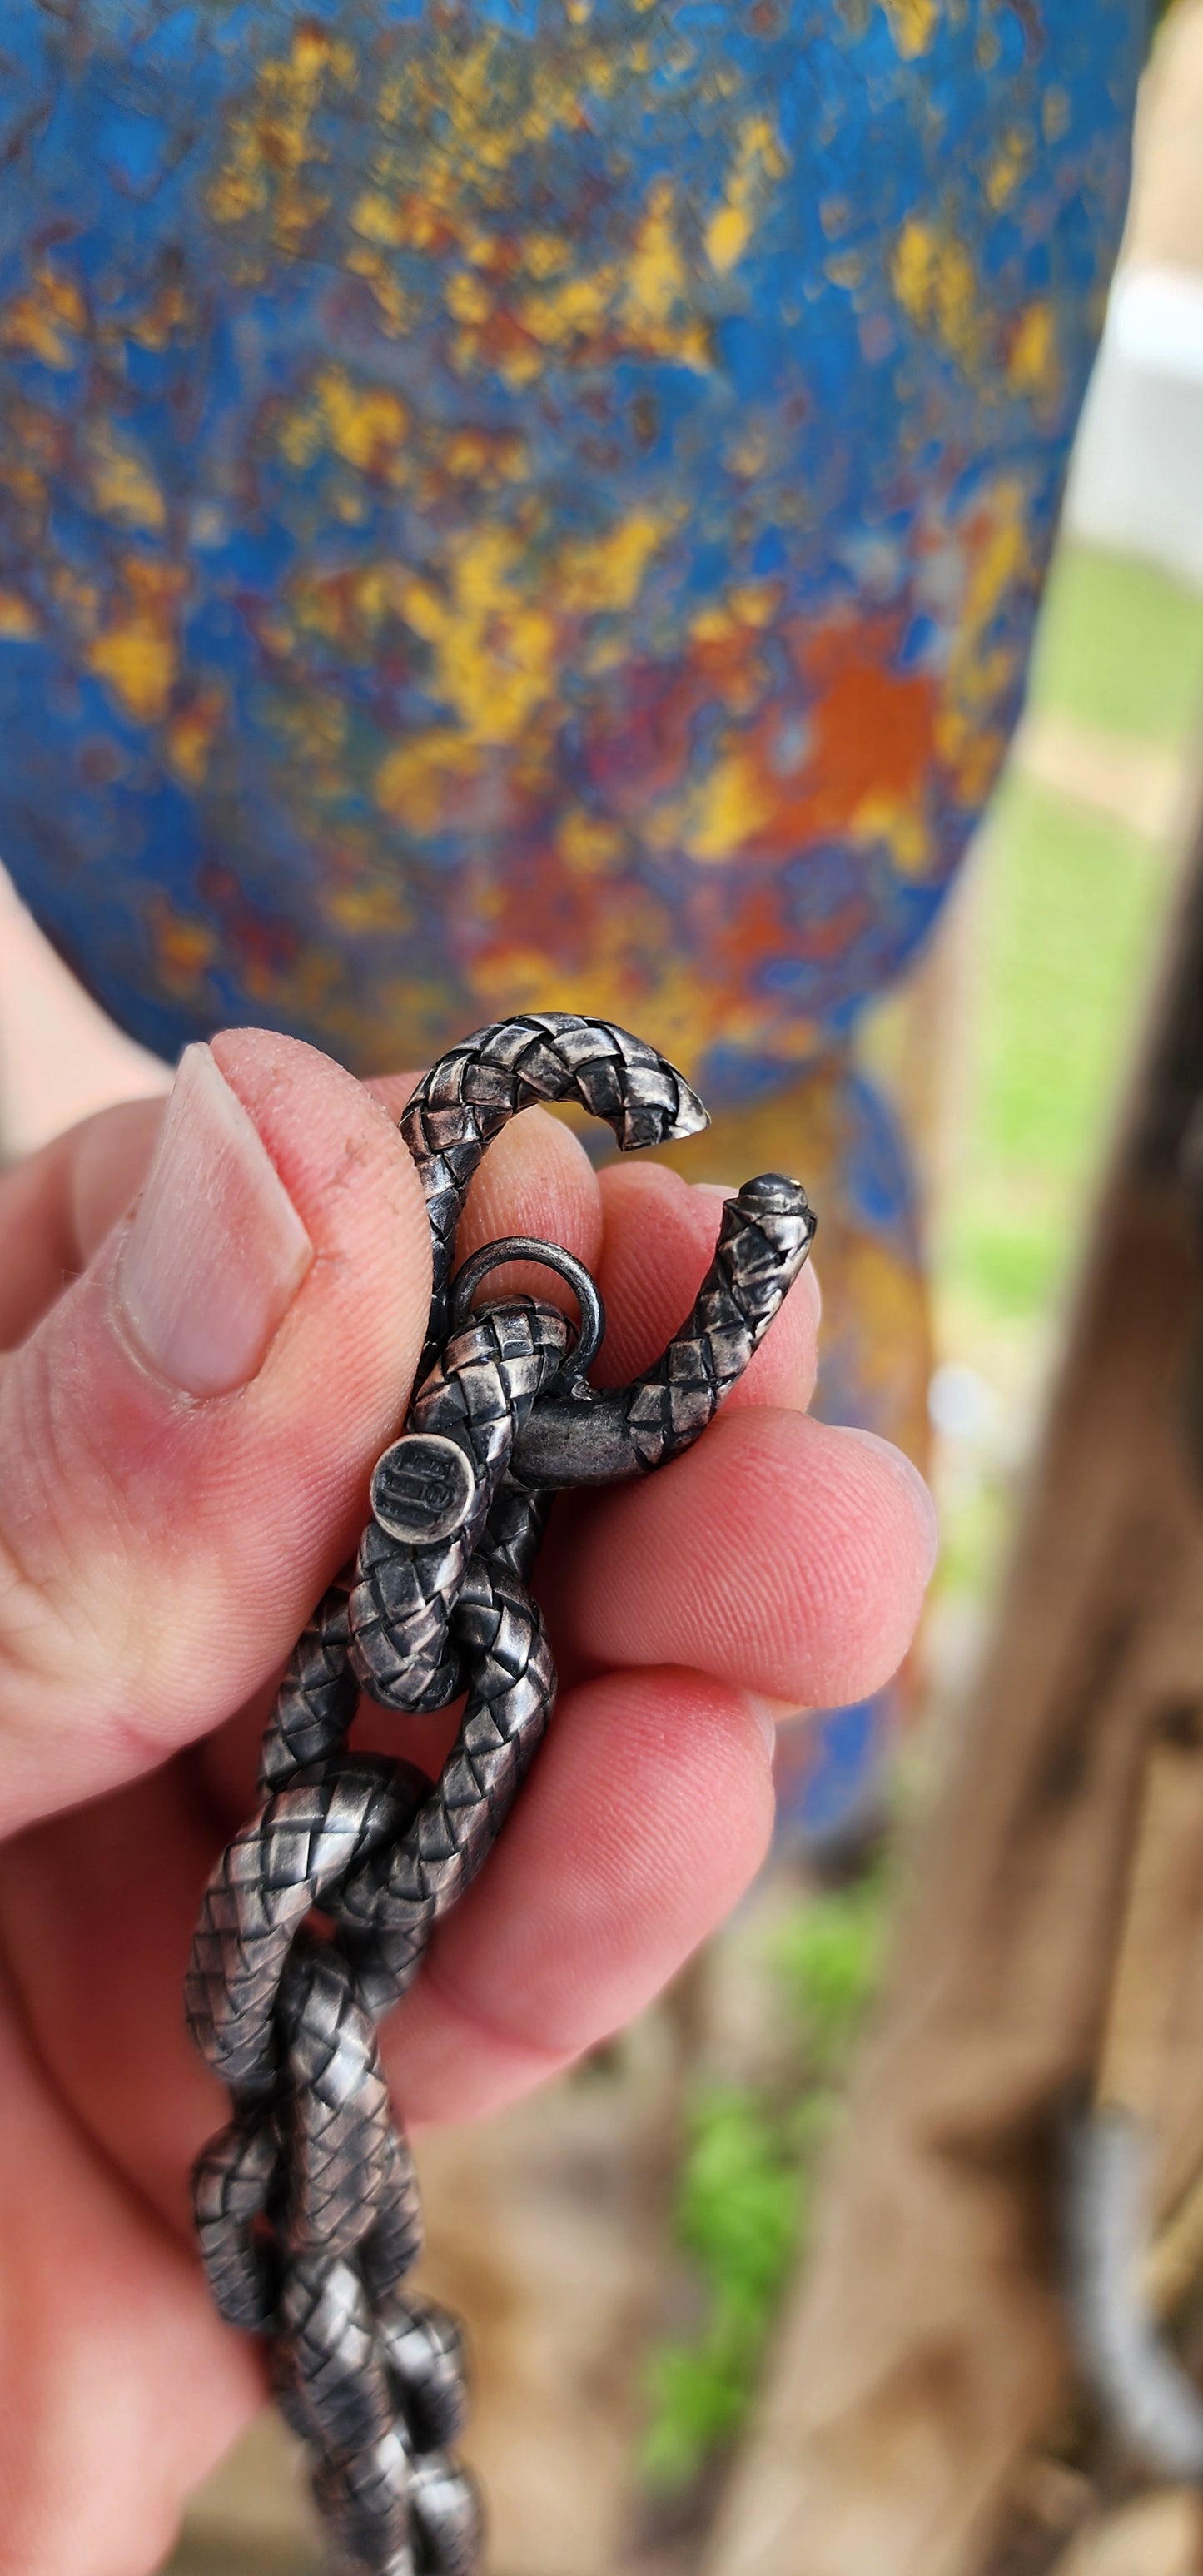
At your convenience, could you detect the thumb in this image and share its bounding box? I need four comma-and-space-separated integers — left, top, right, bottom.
0, 1030, 432, 1839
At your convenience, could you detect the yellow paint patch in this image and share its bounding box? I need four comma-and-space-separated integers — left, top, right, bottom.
683, 746, 777, 863
1, 266, 87, 370
1007, 300, 1060, 408
207, 122, 270, 226
497, 343, 545, 392
86, 559, 186, 726
881, 0, 939, 58
691, 601, 738, 644
324, 878, 411, 935
280, 369, 409, 480
728, 581, 781, 628
345, 245, 413, 336
556, 808, 627, 874
166, 687, 226, 786
558, 510, 669, 614
725, 423, 770, 479
691, 580, 779, 645
707, 206, 751, 276
375, 729, 482, 833
350, 190, 409, 247
208, 25, 353, 247
850, 790, 932, 879
518, 267, 617, 347
86, 426, 167, 533
0, 590, 39, 639
521, 234, 573, 281
149, 903, 218, 999
443, 430, 528, 485
933, 473, 1031, 806
891, 216, 982, 371
984, 126, 1031, 211
470, 937, 719, 1077
445, 271, 494, 326
626, 178, 684, 326
705, 115, 788, 277
87, 619, 177, 724
390, 530, 562, 746
127, 278, 193, 353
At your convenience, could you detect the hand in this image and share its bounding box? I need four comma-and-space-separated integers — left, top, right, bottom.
0, 1029, 935, 2576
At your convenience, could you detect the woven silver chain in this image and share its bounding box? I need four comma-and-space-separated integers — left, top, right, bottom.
185, 1012, 816, 2576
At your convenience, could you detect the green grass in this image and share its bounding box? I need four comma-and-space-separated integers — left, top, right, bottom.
1027, 545, 1203, 749
640, 1877, 886, 2492
941, 768, 1168, 1324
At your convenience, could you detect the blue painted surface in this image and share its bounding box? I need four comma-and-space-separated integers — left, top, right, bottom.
0, 0, 1141, 1092
775, 1694, 892, 1851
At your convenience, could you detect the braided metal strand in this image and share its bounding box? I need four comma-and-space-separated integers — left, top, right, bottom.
259, 1576, 358, 1794
188, 1756, 425, 2094
335, 1543, 559, 2024
193, 2110, 279, 2331
348, 1299, 569, 1713
187, 1014, 815, 2576
510, 1173, 817, 1489
401, 1011, 708, 1356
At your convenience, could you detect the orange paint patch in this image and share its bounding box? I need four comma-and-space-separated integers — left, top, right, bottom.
739, 626, 937, 861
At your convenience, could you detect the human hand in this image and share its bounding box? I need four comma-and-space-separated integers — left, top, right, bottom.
0, 1029, 935, 2574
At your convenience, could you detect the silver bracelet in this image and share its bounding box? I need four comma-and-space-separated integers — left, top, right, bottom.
186, 1011, 816, 2576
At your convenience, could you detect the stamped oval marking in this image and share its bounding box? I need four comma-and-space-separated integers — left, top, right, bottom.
370, 1432, 476, 1547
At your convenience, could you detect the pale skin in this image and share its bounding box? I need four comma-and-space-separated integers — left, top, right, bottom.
0, 1028, 937, 2576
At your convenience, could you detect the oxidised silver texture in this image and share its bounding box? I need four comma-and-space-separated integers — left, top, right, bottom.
186, 1012, 816, 2576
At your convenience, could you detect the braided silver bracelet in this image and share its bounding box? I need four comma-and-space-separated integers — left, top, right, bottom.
186, 1012, 816, 2576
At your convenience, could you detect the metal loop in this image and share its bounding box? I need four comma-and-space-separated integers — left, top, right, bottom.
449, 1236, 605, 1380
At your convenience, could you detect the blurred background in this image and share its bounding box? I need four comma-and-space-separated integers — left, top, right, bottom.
3, 2, 1203, 2571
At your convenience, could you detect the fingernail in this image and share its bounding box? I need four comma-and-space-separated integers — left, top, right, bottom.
744, 1693, 781, 1760
842, 1426, 940, 1580
115, 1043, 313, 1398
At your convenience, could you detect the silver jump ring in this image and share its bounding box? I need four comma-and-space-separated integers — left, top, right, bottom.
449, 1236, 606, 1379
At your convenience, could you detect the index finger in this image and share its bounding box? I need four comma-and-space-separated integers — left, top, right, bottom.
0, 1097, 166, 1350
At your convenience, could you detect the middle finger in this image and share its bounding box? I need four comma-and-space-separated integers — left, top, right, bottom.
545, 1405, 937, 1710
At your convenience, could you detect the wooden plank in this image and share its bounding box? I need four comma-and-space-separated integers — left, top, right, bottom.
1096, 1729, 1203, 2145
1049, 2491, 1203, 2576
702, 808, 1203, 2576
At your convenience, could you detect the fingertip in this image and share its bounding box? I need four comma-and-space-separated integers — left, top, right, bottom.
744, 1412, 935, 1698
838, 1425, 938, 1584
361, 1071, 422, 1118
560, 1407, 935, 1712
455, 1102, 604, 1298
594, 1160, 725, 1383
365, 1073, 604, 1307
211, 1028, 430, 1271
